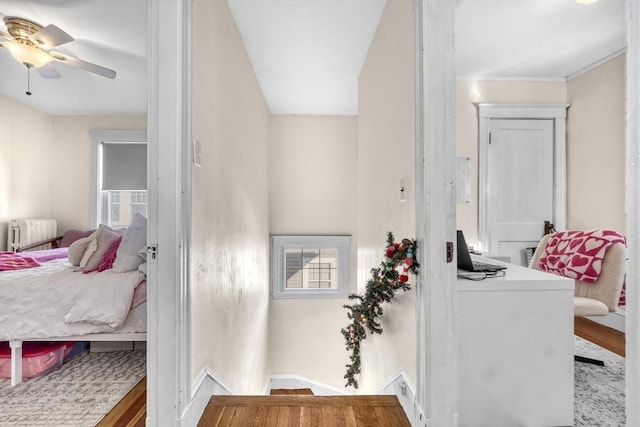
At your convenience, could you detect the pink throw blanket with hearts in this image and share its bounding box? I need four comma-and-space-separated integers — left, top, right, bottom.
539, 230, 626, 283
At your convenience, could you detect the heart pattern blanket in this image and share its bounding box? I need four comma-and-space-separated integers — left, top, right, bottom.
538, 230, 626, 283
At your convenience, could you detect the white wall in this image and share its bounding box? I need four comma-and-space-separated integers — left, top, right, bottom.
51, 116, 146, 233
0, 94, 53, 249
356, 0, 416, 393
268, 114, 357, 390
455, 80, 567, 246
566, 54, 626, 233
191, 0, 271, 394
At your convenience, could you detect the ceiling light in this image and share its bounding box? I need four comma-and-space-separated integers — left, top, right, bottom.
3, 41, 51, 68
575, 0, 598, 4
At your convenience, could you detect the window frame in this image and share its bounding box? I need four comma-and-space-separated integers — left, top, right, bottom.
271, 235, 351, 299
90, 130, 148, 228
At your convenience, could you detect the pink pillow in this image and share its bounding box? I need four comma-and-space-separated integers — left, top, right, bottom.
97, 236, 123, 272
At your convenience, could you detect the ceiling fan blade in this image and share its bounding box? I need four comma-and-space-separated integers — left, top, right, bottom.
51, 52, 116, 79
0, 30, 13, 41
30, 24, 73, 48
37, 61, 61, 79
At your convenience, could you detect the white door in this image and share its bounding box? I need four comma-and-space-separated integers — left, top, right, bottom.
486, 118, 554, 265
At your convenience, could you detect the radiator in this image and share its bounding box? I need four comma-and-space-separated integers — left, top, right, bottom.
7, 218, 57, 252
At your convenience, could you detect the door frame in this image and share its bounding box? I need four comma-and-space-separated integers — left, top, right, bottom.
475, 103, 568, 252
414, 1, 458, 425
147, 0, 192, 425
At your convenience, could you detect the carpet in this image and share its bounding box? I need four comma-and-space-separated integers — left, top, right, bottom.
575, 335, 625, 426
0, 349, 146, 427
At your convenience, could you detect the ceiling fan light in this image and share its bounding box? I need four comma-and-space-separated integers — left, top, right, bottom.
4, 41, 51, 68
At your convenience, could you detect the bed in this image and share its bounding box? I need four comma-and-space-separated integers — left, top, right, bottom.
0, 214, 147, 385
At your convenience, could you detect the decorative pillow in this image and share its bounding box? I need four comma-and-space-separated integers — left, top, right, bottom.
96, 236, 123, 272
67, 235, 94, 266
113, 213, 147, 273
60, 229, 96, 248
79, 225, 124, 272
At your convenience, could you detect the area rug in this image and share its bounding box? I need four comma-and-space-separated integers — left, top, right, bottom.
0, 349, 146, 427
575, 335, 625, 426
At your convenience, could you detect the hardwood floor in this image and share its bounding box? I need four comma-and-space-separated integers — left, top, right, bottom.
574, 317, 625, 357
97, 317, 625, 426
197, 395, 411, 427
96, 376, 146, 427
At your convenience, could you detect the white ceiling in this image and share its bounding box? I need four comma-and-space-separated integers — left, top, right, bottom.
0, 0, 626, 117
0, 0, 147, 116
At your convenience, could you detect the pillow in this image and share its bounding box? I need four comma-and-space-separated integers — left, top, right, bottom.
96, 236, 123, 272
67, 235, 94, 266
131, 280, 147, 308
60, 229, 95, 248
113, 213, 147, 273
79, 225, 124, 272
64, 270, 143, 328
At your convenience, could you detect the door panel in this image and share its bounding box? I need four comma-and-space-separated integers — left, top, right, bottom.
487, 119, 554, 265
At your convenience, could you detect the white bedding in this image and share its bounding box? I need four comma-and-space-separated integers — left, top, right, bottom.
0, 258, 146, 340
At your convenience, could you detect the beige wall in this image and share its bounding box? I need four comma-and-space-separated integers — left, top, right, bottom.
0, 93, 145, 249
0, 95, 53, 249
455, 80, 567, 246
268, 114, 357, 390
566, 54, 626, 233
191, 0, 271, 393
51, 116, 146, 233
356, 0, 416, 393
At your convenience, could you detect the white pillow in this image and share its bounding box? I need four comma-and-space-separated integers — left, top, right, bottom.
113, 213, 147, 273
64, 270, 143, 328
68, 235, 94, 266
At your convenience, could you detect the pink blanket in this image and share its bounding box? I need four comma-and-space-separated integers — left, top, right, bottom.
0, 252, 41, 271
539, 230, 626, 283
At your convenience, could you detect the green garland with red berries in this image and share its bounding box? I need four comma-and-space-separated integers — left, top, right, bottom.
341, 232, 419, 388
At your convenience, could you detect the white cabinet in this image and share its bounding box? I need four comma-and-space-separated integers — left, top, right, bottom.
457, 261, 574, 427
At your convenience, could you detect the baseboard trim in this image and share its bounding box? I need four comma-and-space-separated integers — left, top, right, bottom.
376, 369, 417, 425
587, 308, 626, 332
180, 368, 232, 427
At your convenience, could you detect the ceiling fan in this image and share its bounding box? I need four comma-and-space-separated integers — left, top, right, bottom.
0, 16, 116, 87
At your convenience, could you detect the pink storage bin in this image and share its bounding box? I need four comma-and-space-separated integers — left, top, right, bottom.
0, 341, 71, 379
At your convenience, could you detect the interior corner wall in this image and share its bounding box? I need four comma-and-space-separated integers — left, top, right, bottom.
455, 80, 567, 246
51, 115, 146, 234
268, 114, 358, 391
566, 54, 626, 233
356, 0, 416, 393
0, 94, 54, 250
191, 0, 271, 394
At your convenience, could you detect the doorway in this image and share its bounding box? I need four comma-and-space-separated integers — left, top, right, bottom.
477, 103, 568, 265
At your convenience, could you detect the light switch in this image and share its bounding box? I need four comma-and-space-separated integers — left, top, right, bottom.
400, 178, 407, 202
193, 138, 202, 167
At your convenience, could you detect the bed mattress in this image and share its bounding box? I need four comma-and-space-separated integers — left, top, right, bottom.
0, 258, 146, 340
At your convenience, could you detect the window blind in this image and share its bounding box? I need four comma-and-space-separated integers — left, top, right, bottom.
102, 143, 147, 191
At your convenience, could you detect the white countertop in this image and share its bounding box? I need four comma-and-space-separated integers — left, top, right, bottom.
457, 256, 575, 292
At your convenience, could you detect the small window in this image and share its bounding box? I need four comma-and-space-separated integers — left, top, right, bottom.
272, 235, 350, 299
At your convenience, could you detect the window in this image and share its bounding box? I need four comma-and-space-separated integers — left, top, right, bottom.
90, 131, 147, 228
272, 235, 350, 299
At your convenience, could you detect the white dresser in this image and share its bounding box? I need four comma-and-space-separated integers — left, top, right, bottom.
457, 260, 574, 427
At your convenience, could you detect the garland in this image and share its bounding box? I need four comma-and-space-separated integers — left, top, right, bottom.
341, 232, 419, 388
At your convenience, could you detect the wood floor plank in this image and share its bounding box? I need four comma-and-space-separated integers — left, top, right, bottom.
300, 405, 321, 427
575, 316, 625, 357
342, 406, 357, 427
287, 405, 301, 427
265, 406, 280, 427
